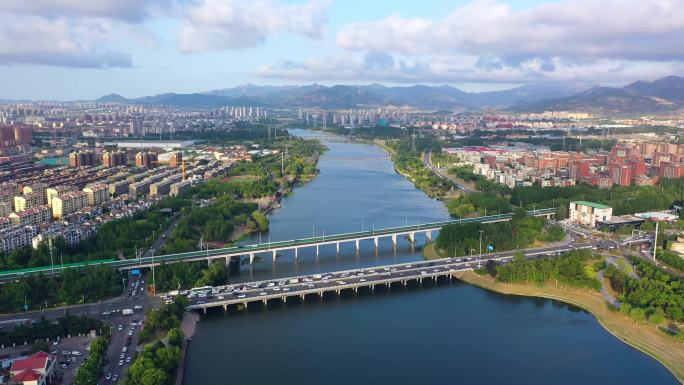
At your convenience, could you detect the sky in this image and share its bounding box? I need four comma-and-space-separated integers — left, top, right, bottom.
1, 0, 683, 100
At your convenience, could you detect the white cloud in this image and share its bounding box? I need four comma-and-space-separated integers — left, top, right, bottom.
177, 0, 330, 53
0, 0, 166, 21
0, 0, 170, 68
256, 52, 684, 86
0, 14, 132, 68
337, 0, 684, 62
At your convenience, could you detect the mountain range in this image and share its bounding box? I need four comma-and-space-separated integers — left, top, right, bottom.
95, 83, 580, 111
510, 76, 684, 116
90, 75, 684, 116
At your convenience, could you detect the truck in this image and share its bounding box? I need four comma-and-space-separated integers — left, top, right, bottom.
122, 309, 134, 316
168, 290, 179, 297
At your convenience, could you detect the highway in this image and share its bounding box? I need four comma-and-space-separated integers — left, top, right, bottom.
185, 242, 593, 312
423, 151, 475, 193
0, 208, 556, 281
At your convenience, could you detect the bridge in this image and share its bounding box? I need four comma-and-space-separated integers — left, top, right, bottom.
0, 208, 555, 282
185, 241, 590, 313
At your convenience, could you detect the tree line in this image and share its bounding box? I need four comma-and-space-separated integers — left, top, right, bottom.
435, 209, 565, 258
492, 249, 601, 290
605, 257, 684, 323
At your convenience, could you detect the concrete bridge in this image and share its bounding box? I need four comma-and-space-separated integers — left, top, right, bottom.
0, 208, 555, 281
186, 241, 589, 313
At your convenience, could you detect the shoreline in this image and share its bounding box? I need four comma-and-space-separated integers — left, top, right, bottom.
453, 270, 684, 384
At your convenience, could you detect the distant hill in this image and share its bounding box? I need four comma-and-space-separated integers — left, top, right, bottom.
511, 76, 684, 116
92, 83, 577, 111
87, 77, 683, 115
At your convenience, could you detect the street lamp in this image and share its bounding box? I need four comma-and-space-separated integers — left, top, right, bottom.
478, 230, 483, 268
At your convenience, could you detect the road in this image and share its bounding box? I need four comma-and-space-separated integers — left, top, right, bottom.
0, 209, 556, 281
0, 273, 153, 325
422, 151, 475, 193
185, 242, 595, 311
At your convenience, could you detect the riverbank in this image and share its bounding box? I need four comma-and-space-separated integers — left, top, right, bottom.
454, 270, 684, 384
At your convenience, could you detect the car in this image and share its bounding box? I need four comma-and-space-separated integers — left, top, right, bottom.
119, 360, 124, 366
71, 351, 82, 356
259, 291, 267, 295
118, 324, 123, 331
126, 356, 131, 363
133, 305, 143, 310
105, 373, 112, 380
217, 295, 225, 300
61, 363, 68, 369
112, 374, 119, 382
237, 294, 246, 298
50, 350, 59, 355
360, 278, 367, 282
120, 353, 125, 359
61, 351, 70, 355
128, 330, 133, 336
122, 346, 127, 353
102, 311, 110, 316
52, 340, 58, 346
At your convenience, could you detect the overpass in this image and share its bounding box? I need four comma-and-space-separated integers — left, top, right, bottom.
186, 241, 590, 313
0, 208, 555, 282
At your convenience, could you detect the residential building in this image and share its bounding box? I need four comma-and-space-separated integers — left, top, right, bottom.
9, 205, 51, 225
569, 201, 613, 227
46, 185, 77, 207
51, 191, 88, 219
14, 193, 43, 212
0, 225, 38, 252
9, 351, 56, 385
83, 184, 109, 206
170, 180, 192, 197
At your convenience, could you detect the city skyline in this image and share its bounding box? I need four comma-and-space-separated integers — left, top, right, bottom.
1, 0, 684, 100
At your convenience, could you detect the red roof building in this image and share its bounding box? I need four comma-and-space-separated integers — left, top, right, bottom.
9, 351, 55, 385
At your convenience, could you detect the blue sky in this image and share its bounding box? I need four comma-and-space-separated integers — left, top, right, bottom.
0, 0, 682, 100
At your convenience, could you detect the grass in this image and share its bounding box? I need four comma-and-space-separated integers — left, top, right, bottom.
455, 271, 684, 384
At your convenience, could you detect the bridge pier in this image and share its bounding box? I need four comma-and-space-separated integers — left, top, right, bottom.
408, 232, 415, 243
249, 253, 255, 264
294, 248, 298, 259
391, 234, 397, 247
224, 256, 230, 265
355, 239, 360, 251
202, 307, 207, 314
373, 237, 379, 248
272, 250, 277, 262
223, 304, 227, 312
207, 258, 211, 266
316, 245, 319, 256
336, 242, 340, 254
425, 230, 432, 242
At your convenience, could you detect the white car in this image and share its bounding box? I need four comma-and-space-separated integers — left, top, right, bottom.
217, 295, 225, 300
105, 373, 112, 380
237, 294, 246, 298
118, 360, 124, 366
71, 351, 82, 356
133, 305, 143, 310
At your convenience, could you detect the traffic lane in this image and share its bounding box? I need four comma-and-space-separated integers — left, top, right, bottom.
187, 243, 591, 307
103, 315, 141, 383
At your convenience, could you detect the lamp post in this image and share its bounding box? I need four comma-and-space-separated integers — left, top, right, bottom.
478, 230, 483, 268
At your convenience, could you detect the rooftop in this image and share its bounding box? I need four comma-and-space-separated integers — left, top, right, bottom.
571, 201, 612, 210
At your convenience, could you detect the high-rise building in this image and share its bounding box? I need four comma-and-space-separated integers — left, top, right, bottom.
102, 150, 128, 167
169, 151, 182, 168
135, 152, 158, 169
68, 150, 97, 167
46, 185, 76, 207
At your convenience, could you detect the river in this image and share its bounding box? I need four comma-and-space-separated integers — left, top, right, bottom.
184, 130, 678, 385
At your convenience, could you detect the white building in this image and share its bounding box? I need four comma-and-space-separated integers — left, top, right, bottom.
569, 201, 613, 227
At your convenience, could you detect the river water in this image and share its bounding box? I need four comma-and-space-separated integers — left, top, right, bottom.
185, 130, 678, 385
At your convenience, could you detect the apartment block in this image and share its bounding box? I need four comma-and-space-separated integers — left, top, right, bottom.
51, 191, 88, 219
9, 205, 51, 225
83, 184, 110, 206
46, 185, 77, 207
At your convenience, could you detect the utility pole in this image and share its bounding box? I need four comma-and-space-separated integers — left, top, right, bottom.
151, 250, 156, 295
48, 237, 54, 276
281, 152, 284, 176
653, 221, 659, 263
478, 230, 483, 268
